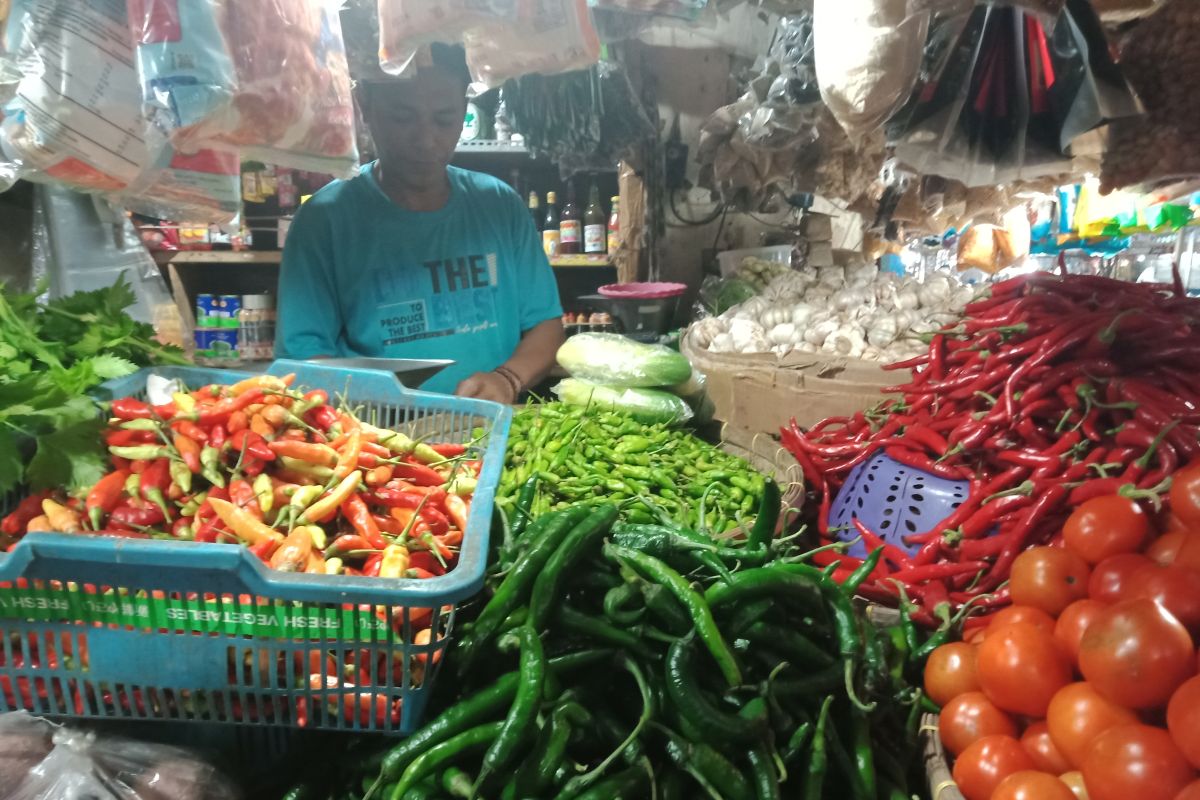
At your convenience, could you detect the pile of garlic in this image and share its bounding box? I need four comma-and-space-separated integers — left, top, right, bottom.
690, 264, 975, 363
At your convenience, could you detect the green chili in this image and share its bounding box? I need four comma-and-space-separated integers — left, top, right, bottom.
606, 544, 741, 687
457, 507, 589, 671
664, 636, 765, 744
804, 698, 834, 800
476, 625, 545, 786
528, 504, 618, 630
385, 722, 502, 800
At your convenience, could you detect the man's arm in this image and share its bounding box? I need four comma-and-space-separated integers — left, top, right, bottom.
456, 318, 565, 403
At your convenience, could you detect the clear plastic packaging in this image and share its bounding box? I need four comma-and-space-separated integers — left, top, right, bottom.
0, 711, 240, 800
464, 0, 600, 89
553, 378, 695, 425
377, 0, 516, 77
0, 0, 240, 220
555, 332, 693, 388
814, 0, 934, 141
129, 0, 359, 176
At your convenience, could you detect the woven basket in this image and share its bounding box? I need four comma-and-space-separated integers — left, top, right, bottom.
923, 712, 967, 800
717, 423, 806, 530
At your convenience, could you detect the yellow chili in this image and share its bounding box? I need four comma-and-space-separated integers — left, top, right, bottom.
253, 473, 274, 515
379, 544, 411, 579
208, 498, 284, 546
41, 499, 82, 533
298, 471, 361, 525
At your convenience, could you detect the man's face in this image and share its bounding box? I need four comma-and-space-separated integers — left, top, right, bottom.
362, 71, 467, 184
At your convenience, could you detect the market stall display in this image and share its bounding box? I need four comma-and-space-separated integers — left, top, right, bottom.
495, 401, 778, 532
551, 333, 701, 424
689, 262, 972, 362
924, 473, 1200, 799
285, 502, 936, 800
0, 362, 510, 734
782, 270, 1200, 622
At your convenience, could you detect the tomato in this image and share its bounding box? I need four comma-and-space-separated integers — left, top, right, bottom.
991, 770, 1076, 800
978, 622, 1072, 717
1128, 563, 1200, 633
1087, 554, 1153, 604
939, 691, 1018, 756
1081, 723, 1195, 800
1177, 780, 1200, 800
1059, 771, 1089, 800
1064, 495, 1151, 564
1022, 721, 1073, 774
951, 735, 1035, 800
1168, 675, 1200, 769
1055, 599, 1108, 665
983, 605, 1057, 638
924, 642, 980, 706
1011, 546, 1092, 616
1046, 682, 1139, 768
1079, 598, 1195, 709
964, 625, 987, 645
1148, 530, 1195, 566
1170, 463, 1200, 529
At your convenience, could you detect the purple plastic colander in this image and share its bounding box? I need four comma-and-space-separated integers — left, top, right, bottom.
829, 452, 970, 560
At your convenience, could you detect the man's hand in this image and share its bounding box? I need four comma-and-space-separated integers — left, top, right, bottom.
455, 371, 517, 404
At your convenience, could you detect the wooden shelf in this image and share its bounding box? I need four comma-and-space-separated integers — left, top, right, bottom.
455, 140, 529, 156
152, 250, 282, 265
550, 255, 615, 269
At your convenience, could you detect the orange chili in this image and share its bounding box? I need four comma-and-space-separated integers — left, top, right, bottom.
341, 494, 387, 549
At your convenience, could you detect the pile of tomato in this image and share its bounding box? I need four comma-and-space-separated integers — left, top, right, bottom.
924, 463, 1200, 800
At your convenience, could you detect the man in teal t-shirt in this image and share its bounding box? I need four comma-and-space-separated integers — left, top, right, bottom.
276, 45, 563, 401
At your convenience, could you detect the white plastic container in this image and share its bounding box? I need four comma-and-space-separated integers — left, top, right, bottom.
716, 245, 795, 278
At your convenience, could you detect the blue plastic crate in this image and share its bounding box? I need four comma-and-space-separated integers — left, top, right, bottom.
0, 360, 511, 735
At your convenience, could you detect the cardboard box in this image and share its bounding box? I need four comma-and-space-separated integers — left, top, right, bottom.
683, 327, 907, 437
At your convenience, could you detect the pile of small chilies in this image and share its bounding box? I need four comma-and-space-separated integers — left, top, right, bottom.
1, 374, 478, 583
782, 270, 1200, 624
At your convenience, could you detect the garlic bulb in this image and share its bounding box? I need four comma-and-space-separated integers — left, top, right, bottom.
867, 315, 899, 348
768, 322, 797, 346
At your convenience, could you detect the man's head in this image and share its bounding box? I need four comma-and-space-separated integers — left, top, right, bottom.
358, 44, 471, 187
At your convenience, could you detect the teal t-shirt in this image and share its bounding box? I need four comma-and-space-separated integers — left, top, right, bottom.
275, 163, 562, 393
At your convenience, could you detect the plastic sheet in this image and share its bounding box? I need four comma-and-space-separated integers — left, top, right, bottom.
464, 0, 600, 89
553, 378, 695, 425
129, 0, 358, 176
0, 712, 240, 800
0, 0, 240, 220
378, 0, 601, 89
889, 0, 1139, 187
814, 0, 935, 141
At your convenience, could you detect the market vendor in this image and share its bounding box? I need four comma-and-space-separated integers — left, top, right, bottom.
275, 44, 564, 403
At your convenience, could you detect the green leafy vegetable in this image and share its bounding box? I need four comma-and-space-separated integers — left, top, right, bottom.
0, 274, 188, 493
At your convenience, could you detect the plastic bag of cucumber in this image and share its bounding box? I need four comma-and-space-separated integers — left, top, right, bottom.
281, 493, 951, 799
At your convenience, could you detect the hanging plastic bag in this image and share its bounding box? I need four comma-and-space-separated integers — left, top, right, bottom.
464, 0, 600, 89
814, 0, 935, 141
1, 712, 241, 800
377, 0, 517, 77
0, 0, 240, 219
129, 0, 359, 176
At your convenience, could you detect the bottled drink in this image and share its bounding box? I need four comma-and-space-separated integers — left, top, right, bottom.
542, 191, 561, 258
607, 196, 620, 254
559, 185, 581, 255
583, 184, 606, 254
528, 191, 542, 233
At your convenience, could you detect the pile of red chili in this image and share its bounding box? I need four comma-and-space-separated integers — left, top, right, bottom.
1, 373, 479, 582
781, 271, 1200, 622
